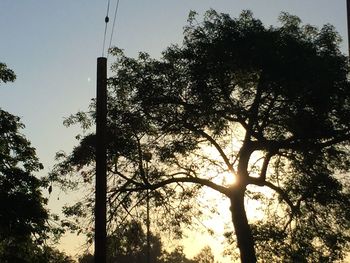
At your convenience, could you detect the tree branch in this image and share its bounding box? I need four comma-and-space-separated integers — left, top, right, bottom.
249, 179, 298, 215
252, 151, 275, 184
120, 176, 231, 197
252, 132, 350, 153
245, 72, 264, 141
184, 123, 234, 173
113, 170, 142, 188
135, 134, 148, 185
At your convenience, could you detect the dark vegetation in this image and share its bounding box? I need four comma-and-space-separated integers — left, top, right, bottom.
78, 221, 215, 263
0, 63, 74, 263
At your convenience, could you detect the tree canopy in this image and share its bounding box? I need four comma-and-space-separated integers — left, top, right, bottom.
55, 10, 350, 262
0, 63, 72, 263
78, 220, 214, 263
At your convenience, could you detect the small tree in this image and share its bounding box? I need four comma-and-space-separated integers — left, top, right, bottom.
55, 10, 350, 262
78, 220, 195, 263
107, 220, 163, 263
193, 246, 215, 263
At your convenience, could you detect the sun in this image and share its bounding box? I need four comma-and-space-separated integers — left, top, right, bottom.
208, 169, 237, 187
221, 170, 237, 186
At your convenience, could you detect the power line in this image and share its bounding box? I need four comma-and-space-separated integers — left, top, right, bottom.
107, 0, 121, 58
102, 0, 111, 57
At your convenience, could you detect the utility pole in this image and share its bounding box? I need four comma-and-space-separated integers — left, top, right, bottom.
347, 0, 350, 55
95, 57, 107, 263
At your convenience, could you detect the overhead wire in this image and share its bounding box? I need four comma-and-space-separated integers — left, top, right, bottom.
107, 0, 121, 58
102, 0, 111, 57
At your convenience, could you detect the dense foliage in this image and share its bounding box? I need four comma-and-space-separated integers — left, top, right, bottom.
78, 221, 215, 263
55, 10, 350, 262
0, 63, 72, 263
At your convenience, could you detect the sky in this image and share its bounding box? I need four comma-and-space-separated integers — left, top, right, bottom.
0, 0, 349, 260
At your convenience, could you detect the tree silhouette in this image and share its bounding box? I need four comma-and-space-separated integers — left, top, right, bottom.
193, 246, 215, 263
55, 10, 350, 262
78, 220, 199, 263
107, 220, 163, 263
0, 63, 72, 263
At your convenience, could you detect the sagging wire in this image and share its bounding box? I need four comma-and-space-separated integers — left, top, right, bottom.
102, 0, 111, 57
107, 0, 121, 58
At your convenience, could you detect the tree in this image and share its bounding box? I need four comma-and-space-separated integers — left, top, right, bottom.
55, 10, 350, 262
162, 246, 194, 263
0, 63, 16, 84
193, 246, 215, 263
77, 220, 194, 263
107, 220, 163, 263
38, 246, 76, 263
0, 63, 70, 262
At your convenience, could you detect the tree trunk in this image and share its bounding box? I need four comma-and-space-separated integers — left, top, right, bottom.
230, 188, 257, 263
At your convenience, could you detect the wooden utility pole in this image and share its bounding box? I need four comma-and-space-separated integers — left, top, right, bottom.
347, 0, 350, 55
95, 57, 107, 263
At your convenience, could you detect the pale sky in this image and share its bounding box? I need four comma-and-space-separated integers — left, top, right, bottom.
0, 0, 348, 260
